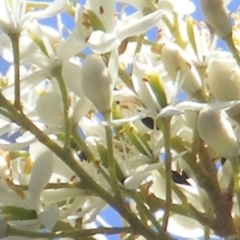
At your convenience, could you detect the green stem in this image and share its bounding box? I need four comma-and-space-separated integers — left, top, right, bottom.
161, 14, 187, 49
131, 192, 162, 234
7, 226, 133, 239
9, 33, 21, 110
118, 66, 134, 90
147, 193, 213, 227
104, 111, 122, 198
0, 108, 16, 121
231, 156, 240, 211
52, 65, 72, 149
0, 92, 159, 240
0, 95, 112, 199
15, 182, 93, 194
161, 118, 172, 234
172, 137, 236, 236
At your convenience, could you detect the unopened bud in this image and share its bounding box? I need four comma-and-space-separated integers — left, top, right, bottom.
207, 59, 240, 101
207, 59, 240, 121
197, 108, 239, 159
200, 0, 232, 38
81, 55, 113, 117
161, 42, 202, 96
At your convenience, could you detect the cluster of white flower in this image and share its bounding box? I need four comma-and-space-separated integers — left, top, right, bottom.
0, 0, 239, 239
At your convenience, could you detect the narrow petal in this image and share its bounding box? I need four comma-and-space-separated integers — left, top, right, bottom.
158, 0, 195, 15
86, 0, 116, 32
62, 61, 83, 97
58, 36, 85, 62
117, 10, 163, 41
73, 97, 93, 124
124, 172, 150, 190
2, 70, 48, 99
29, 149, 54, 209
31, 0, 67, 19
157, 106, 183, 118
167, 214, 204, 238
87, 30, 119, 53
38, 205, 59, 231
0, 182, 30, 208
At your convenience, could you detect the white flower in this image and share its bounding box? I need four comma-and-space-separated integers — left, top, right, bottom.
0, 0, 67, 34
76, 0, 164, 53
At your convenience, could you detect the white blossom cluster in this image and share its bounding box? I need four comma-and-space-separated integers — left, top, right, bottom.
0, 0, 239, 239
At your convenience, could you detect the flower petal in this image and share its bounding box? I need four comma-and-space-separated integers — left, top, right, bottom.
62, 61, 83, 97
38, 205, 59, 231
167, 214, 204, 238
117, 10, 163, 41
33, 0, 67, 19
87, 30, 119, 53
29, 148, 54, 209
36, 92, 64, 127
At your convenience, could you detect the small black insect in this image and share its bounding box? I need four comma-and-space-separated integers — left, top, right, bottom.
141, 117, 155, 130
78, 151, 87, 161
172, 170, 190, 185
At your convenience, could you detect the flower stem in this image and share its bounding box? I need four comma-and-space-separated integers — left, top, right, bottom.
131, 191, 162, 233
104, 111, 122, 198
0, 92, 160, 239
9, 33, 21, 110
161, 118, 172, 234
230, 156, 240, 211
172, 136, 236, 236
7, 226, 133, 239
0, 91, 113, 203
52, 65, 72, 149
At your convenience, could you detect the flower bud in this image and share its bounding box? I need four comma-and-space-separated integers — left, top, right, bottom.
207, 59, 240, 101
200, 0, 232, 38
207, 59, 240, 121
81, 55, 113, 116
197, 108, 239, 159
161, 42, 202, 96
